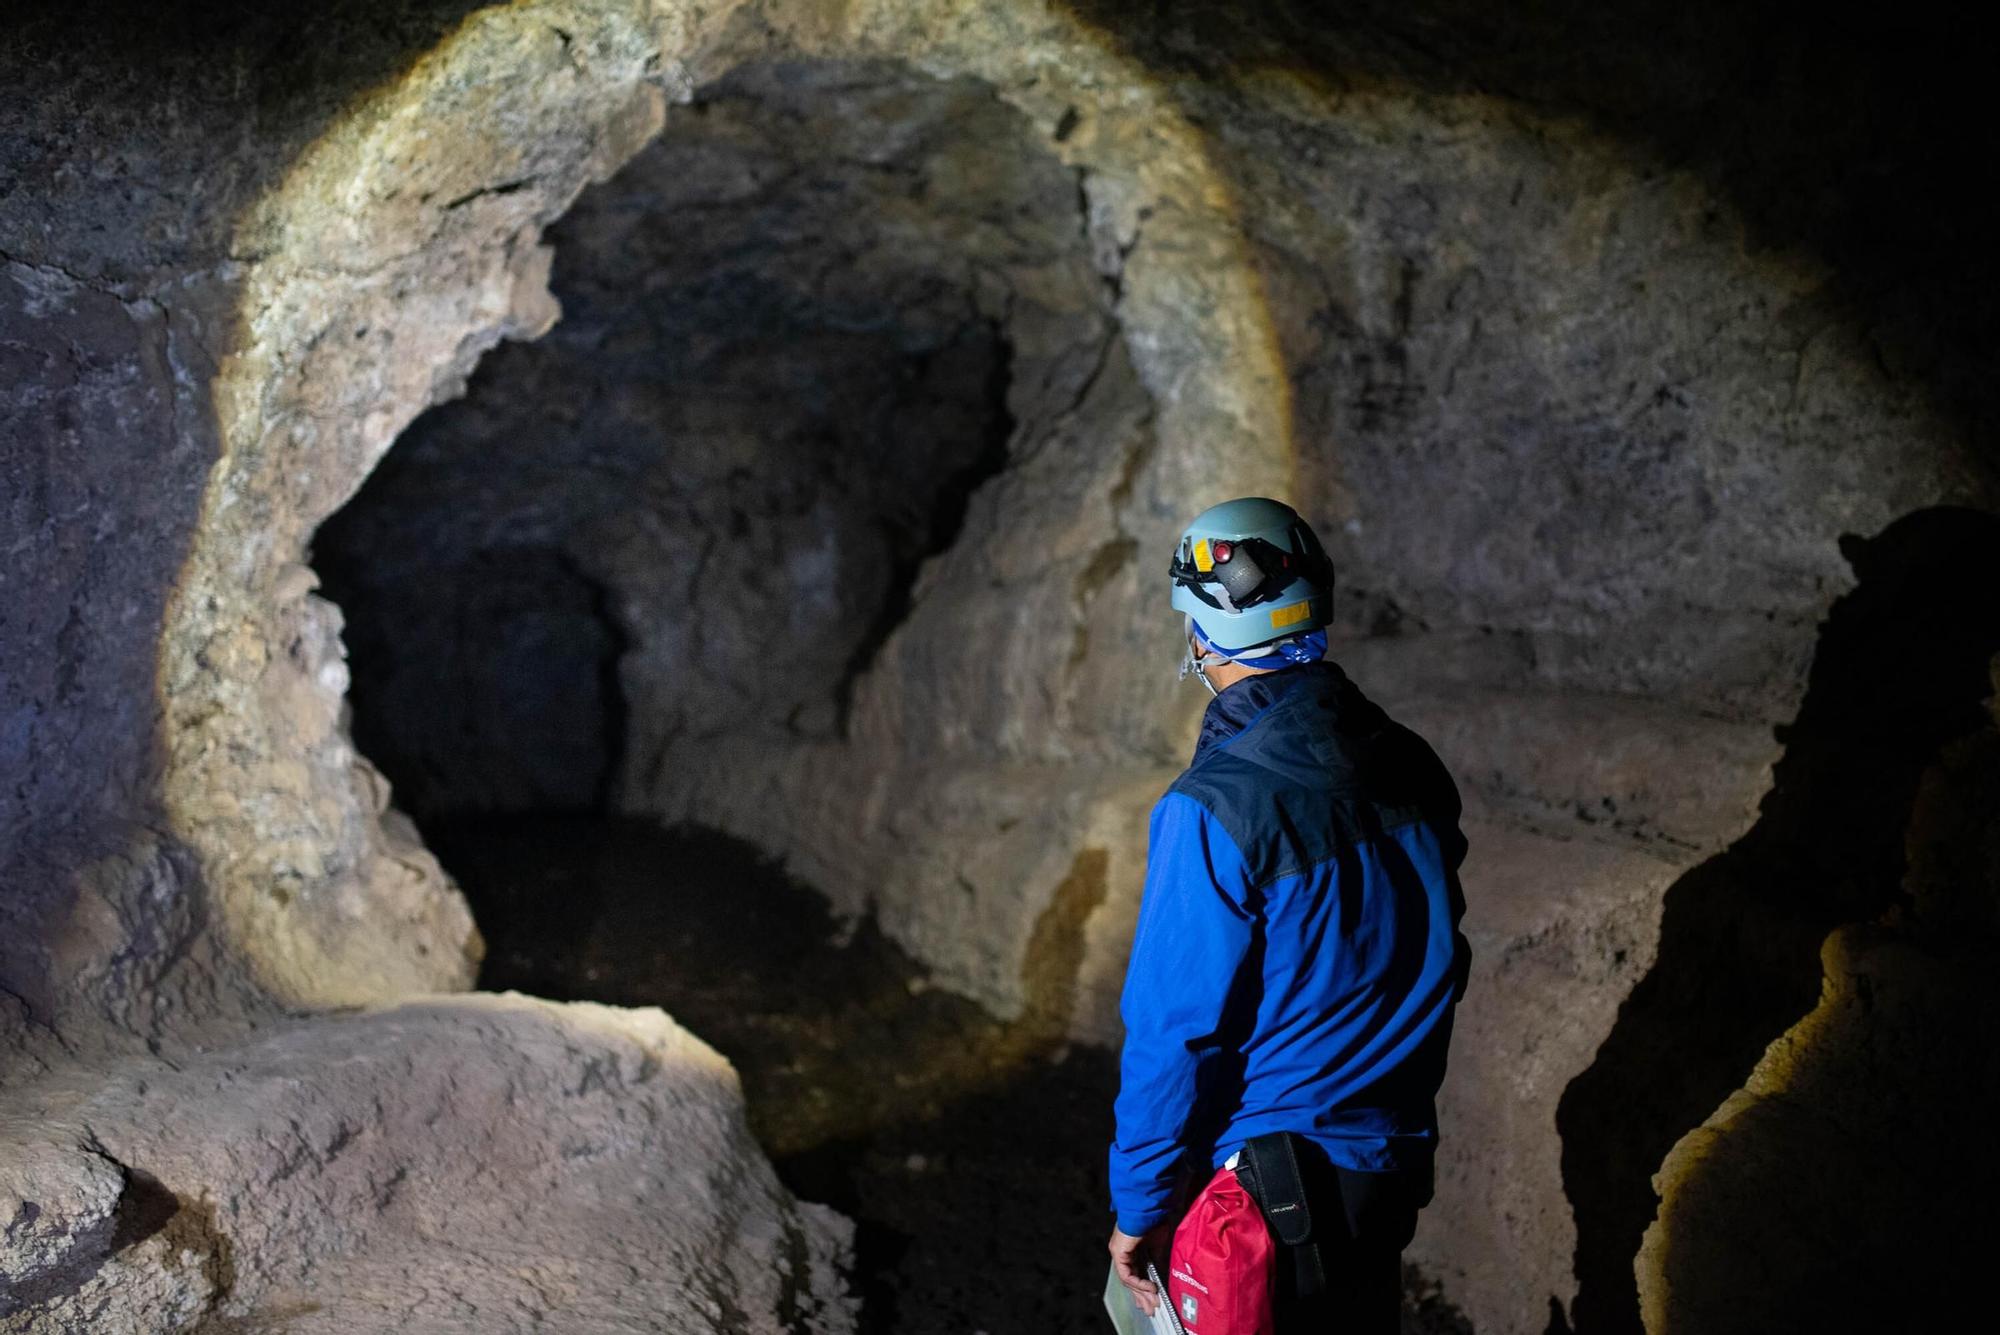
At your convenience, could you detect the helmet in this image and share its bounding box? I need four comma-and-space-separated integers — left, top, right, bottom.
1169, 497, 1334, 651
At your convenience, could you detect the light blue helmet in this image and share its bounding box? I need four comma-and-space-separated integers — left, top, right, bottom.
1169, 497, 1334, 651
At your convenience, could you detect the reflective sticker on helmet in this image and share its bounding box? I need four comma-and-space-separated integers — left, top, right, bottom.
1271, 601, 1313, 629
1192, 538, 1214, 572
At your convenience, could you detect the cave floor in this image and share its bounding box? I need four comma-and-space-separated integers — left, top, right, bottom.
427, 814, 1470, 1334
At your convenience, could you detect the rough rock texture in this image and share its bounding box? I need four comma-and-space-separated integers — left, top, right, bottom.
0, 256, 235, 1058
1, 995, 852, 1331
315, 58, 1119, 819
6, 1, 2000, 1333
126, 0, 1297, 1030
151, 6, 680, 1017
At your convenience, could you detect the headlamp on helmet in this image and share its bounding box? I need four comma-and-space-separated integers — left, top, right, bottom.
1168, 497, 1335, 654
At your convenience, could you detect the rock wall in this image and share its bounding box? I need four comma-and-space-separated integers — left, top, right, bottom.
315, 57, 1118, 822
1163, 75, 1988, 1327
5, 1, 1999, 1332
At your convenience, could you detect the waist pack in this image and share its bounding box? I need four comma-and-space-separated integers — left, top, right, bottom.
1164, 1130, 1325, 1335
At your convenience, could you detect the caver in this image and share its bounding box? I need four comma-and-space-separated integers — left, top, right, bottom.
1108, 498, 1473, 1335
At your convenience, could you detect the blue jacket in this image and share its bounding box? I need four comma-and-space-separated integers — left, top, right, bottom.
1109, 660, 1471, 1234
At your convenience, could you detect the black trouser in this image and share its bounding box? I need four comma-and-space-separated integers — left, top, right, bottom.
1267, 1141, 1430, 1334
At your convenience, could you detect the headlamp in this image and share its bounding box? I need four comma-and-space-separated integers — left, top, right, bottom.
1168, 535, 1309, 611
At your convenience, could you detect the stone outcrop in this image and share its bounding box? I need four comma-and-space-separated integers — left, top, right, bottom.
1, 995, 852, 1332
5, 1, 1998, 1331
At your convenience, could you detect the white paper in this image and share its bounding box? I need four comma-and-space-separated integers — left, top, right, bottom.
1103, 1262, 1183, 1335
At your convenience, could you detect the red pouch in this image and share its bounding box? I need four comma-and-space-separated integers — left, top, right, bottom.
1165, 1165, 1276, 1335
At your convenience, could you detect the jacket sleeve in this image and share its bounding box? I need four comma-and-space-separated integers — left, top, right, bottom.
1108, 791, 1257, 1234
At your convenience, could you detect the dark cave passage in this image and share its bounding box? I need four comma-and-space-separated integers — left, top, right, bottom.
316, 498, 632, 815
314, 57, 1080, 831
304, 55, 1151, 1334
427, 814, 1122, 1334
304, 46, 1139, 992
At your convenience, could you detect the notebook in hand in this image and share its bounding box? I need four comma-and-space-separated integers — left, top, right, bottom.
1103, 1260, 1186, 1335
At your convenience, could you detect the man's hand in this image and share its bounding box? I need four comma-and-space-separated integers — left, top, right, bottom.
1108, 1221, 1173, 1317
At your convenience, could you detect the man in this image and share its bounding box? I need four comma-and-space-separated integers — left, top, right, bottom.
1108, 497, 1471, 1332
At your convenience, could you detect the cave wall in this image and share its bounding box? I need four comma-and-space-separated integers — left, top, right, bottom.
1, 0, 1302, 1036
315, 58, 1121, 824
5, 1, 2000, 1331
135, 0, 1298, 1027
1155, 75, 1989, 1324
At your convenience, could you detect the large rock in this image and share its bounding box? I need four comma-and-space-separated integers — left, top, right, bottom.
0, 995, 853, 1332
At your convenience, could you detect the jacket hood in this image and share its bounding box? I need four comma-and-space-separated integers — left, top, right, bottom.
1190, 659, 1396, 788
1193, 660, 1337, 759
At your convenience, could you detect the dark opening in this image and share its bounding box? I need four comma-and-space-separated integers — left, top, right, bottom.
317, 485, 630, 816
309, 58, 1147, 1334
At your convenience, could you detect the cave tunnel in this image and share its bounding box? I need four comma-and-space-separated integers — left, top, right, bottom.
314, 60, 1044, 825
7, 3, 2000, 1334
312, 58, 1141, 1334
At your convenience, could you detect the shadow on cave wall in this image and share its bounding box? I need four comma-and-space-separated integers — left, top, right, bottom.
8, 0, 499, 276
1638, 698, 2000, 1332
1553, 506, 2000, 1333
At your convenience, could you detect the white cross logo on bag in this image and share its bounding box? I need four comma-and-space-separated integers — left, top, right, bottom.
1180, 1292, 1199, 1328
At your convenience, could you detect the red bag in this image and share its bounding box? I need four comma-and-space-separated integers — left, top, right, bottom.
1165, 1165, 1276, 1335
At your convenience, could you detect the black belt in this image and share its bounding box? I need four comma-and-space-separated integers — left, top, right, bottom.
1236, 1131, 1327, 1297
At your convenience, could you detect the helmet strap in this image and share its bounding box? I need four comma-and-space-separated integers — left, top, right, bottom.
1178, 621, 1225, 697
1185, 619, 1327, 676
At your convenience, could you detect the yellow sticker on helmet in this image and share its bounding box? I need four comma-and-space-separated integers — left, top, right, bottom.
1193, 538, 1214, 572
1271, 601, 1312, 629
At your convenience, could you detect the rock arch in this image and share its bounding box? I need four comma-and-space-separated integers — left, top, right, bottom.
5, 2, 1996, 1330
